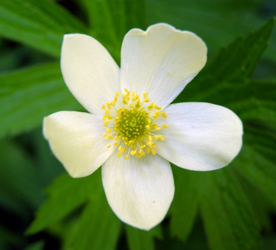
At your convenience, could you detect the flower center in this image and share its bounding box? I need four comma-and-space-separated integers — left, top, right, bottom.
102, 89, 168, 159
116, 109, 149, 143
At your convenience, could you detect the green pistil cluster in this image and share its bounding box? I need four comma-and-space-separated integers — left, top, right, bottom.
117, 109, 149, 143
102, 89, 168, 159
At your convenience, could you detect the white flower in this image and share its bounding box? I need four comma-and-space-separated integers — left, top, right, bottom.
43, 23, 243, 230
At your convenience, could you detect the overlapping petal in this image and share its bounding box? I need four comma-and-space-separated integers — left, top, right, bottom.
155, 103, 243, 171
102, 153, 174, 230
61, 34, 120, 115
120, 23, 207, 109
43, 111, 116, 177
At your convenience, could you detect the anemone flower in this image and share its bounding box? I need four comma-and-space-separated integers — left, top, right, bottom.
43, 23, 243, 230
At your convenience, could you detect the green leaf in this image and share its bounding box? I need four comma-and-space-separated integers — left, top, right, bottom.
0, 224, 23, 249
26, 170, 102, 234
0, 0, 87, 57
23, 241, 44, 250
0, 139, 44, 214
79, 0, 147, 62
126, 226, 156, 250
183, 79, 276, 123
202, 18, 274, 82
30, 128, 65, 185
174, 19, 276, 123
147, 0, 276, 63
233, 123, 276, 206
169, 167, 199, 241
123, 0, 147, 31
221, 80, 276, 122
0, 62, 82, 139
65, 198, 121, 250
169, 21, 275, 247
197, 169, 261, 250
234, 167, 275, 233
175, 18, 275, 104
28, 169, 122, 249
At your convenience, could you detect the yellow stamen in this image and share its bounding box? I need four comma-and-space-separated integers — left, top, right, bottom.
153, 110, 161, 119
106, 103, 111, 109
102, 89, 167, 159
155, 105, 161, 110
147, 103, 155, 110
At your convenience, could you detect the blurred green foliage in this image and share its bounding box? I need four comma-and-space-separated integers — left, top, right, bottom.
0, 0, 275, 249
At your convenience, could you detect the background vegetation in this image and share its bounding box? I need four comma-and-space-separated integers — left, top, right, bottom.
0, 0, 276, 249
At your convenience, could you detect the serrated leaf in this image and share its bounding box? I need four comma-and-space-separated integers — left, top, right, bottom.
196, 168, 261, 250
0, 0, 87, 57
220, 80, 276, 122
0, 62, 82, 139
234, 168, 275, 232
233, 123, 276, 206
169, 21, 275, 247
185, 18, 276, 248
199, 18, 275, 83
126, 226, 155, 250
147, 0, 276, 63
183, 79, 276, 123
65, 197, 121, 250
27, 170, 101, 234
175, 18, 275, 101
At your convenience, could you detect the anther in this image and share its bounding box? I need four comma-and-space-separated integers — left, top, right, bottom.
155, 105, 161, 110
153, 110, 161, 119
102, 89, 167, 159
147, 103, 155, 110
106, 103, 111, 109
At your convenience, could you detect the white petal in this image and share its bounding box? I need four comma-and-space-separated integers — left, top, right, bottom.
120, 23, 207, 108
155, 103, 243, 171
102, 153, 174, 230
61, 34, 120, 115
43, 111, 116, 177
